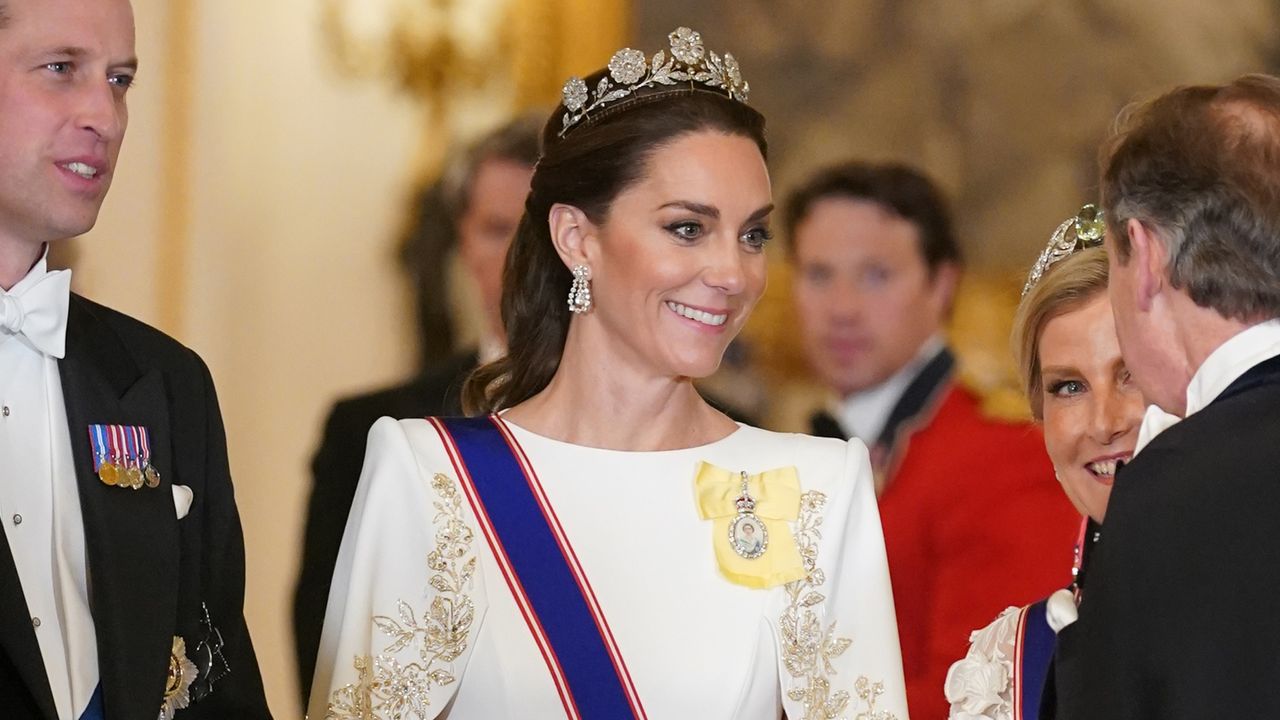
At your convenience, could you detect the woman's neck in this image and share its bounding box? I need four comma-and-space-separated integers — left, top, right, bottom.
502, 324, 738, 451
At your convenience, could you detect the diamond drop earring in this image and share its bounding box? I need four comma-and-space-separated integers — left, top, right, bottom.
567, 265, 592, 314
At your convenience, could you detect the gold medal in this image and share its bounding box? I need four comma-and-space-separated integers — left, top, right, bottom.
125, 465, 144, 490
98, 461, 119, 486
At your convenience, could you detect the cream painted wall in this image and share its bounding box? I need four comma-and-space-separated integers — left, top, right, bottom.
76, 0, 425, 715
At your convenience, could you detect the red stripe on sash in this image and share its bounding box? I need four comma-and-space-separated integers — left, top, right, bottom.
429, 418, 581, 720
1013, 605, 1030, 720
491, 417, 650, 720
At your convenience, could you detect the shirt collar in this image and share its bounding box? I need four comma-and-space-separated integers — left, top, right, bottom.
1185, 318, 1280, 416
833, 334, 945, 443
1133, 319, 1280, 455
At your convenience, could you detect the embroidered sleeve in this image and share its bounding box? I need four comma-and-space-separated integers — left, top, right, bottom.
306, 418, 483, 720
777, 440, 908, 720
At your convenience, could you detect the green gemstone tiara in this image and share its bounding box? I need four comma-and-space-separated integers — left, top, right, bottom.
1022, 204, 1106, 296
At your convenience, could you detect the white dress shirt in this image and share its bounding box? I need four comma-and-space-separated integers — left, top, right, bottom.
1134, 319, 1280, 455
834, 334, 946, 443
0, 253, 99, 719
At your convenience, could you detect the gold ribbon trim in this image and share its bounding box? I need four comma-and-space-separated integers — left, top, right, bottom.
694, 461, 806, 589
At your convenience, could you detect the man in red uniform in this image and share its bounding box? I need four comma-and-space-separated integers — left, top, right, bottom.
786, 162, 1078, 719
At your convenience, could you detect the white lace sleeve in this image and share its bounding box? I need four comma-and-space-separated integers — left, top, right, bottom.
943, 606, 1022, 720
306, 418, 485, 720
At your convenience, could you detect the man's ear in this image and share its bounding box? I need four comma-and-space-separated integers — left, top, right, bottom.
548, 203, 596, 270
1128, 219, 1168, 312
927, 261, 961, 317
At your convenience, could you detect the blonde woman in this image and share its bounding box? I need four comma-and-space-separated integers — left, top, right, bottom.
945, 208, 1144, 720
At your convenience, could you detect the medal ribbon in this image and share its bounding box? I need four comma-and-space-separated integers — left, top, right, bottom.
693, 462, 805, 589
109, 425, 123, 466
88, 425, 109, 470
125, 426, 139, 468
138, 426, 151, 467
1012, 600, 1056, 720
432, 415, 647, 720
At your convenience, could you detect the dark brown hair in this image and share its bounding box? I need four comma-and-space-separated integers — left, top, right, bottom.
463, 79, 767, 413
783, 161, 962, 272
1102, 73, 1280, 322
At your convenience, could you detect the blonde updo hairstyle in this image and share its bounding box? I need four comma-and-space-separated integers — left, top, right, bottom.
1012, 246, 1111, 420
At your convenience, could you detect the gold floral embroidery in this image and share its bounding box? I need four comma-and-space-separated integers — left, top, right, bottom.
780, 491, 900, 720
325, 656, 373, 719
326, 473, 477, 719
853, 676, 898, 720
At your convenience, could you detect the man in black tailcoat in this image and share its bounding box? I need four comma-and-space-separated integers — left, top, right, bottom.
1054, 74, 1280, 719
0, 0, 270, 718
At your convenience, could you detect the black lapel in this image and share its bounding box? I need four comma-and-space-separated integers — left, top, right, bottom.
1075, 517, 1103, 595
806, 349, 957, 445
0, 525, 57, 718
58, 296, 179, 719
808, 410, 848, 440
875, 347, 956, 455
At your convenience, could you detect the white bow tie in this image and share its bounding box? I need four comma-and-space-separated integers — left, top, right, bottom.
0, 269, 72, 358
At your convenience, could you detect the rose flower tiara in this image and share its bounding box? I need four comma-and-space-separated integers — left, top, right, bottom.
558, 26, 751, 138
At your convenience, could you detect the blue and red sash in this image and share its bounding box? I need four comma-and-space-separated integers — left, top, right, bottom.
431, 415, 648, 720
1012, 600, 1056, 720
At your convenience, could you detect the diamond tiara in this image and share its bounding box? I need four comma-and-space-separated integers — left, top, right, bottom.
1022, 204, 1106, 297
558, 27, 751, 139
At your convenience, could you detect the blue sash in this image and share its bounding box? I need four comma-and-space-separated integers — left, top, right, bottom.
1016, 600, 1056, 720
433, 416, 646, 720
79, 685, 104, 720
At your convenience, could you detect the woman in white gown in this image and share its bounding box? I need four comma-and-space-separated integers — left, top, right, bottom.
307, 26, 908, 720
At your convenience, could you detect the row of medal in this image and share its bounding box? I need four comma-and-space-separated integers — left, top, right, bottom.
88, 424, 161, 490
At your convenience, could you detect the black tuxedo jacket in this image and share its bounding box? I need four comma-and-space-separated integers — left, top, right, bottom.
0, 295, 270, 719
292, 350, 475, 704
1053, 353, 1280, 719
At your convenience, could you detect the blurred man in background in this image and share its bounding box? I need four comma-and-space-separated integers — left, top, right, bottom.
786, 162, 1077, 720
291, 115, 539, 702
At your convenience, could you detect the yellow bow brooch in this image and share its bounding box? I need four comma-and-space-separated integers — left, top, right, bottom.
694, 461, 806, 589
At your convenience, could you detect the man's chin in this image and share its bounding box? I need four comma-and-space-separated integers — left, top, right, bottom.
52, 212, 104, 242
831, 374, 888, 398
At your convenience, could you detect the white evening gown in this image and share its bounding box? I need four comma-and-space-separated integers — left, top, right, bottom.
308, 416, 908, 720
